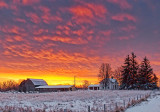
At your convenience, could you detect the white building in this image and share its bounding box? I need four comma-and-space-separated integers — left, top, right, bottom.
88, 78, 119, 90
88, 84, 100, 90
100, 78, 119, 90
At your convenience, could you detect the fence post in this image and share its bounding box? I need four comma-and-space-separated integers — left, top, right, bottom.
64, 109, 67, 112
88, 106, 90, 112
123, 100, 125, 108
104, 104, 106, 112
115, 102, 118, 110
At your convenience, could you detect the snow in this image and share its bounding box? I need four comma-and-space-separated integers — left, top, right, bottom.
109, 78, 116, 83
29, 79, 48, 86
88, 84, 100, 87
0, 90, 152, 112
126, 91, 160, 112
36, 85, 74, 89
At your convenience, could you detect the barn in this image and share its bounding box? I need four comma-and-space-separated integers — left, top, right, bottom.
35, 85, 76, 92
19, 79, 48, 92
19, 78, 76, 92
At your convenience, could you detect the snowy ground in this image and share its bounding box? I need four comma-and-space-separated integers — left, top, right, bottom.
126, 91, 160, 112
0, 90, 152, 112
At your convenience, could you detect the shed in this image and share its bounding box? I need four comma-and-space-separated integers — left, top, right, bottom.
88, 84, 100, 90
35, 85, 76, 92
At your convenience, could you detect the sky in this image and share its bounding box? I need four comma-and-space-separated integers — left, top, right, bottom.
0, 0, 160, 85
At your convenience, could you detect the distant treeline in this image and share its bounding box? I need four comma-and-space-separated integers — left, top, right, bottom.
0, 80, 21, 92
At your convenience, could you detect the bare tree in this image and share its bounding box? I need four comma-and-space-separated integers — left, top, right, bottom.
0, 80, 19, 92
98, 63, 112, 89
113, 67, 122, 85
82, 80, 90, 89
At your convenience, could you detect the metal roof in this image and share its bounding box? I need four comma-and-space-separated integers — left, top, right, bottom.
35, 85, 74, 89
28, 79, 48, 86
88, 84, 100, 87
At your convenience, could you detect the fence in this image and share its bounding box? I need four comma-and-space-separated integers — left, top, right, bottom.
63, 93, 152, 112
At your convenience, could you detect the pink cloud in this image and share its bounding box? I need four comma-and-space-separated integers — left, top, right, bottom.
118, 35, 134, 40
112, 13, 136, 22
108, 0, 132, 9
0, 1, 8, 9
121, 25, 136, 32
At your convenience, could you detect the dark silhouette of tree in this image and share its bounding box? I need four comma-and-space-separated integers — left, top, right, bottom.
130, 52, 139, 89
121, 52, 139, 89
138, 57, 155, 89
98, 63, 112, 89
121, 55, 131, 89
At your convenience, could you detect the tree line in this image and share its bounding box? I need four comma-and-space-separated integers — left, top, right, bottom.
0, 80, 21, 92
98, 52, 158, 90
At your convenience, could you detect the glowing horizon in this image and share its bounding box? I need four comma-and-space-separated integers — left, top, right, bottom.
0, 0, 160, 85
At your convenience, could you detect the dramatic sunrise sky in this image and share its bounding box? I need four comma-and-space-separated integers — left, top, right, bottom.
0, 0, 160, 85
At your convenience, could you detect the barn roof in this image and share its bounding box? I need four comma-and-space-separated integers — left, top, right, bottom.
35, 85, 74, 89
88, 84, 100, 87
28, 79, 48, 86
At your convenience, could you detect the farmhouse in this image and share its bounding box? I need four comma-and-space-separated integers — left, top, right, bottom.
88, 84, 100, 90
19, 78, 76, 92
99, 78, 119, 90
88, 78, 119, 90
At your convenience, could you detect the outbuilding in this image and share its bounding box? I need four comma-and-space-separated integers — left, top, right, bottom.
19, 79, 48, 92
36, 85, 76, 92
88, 84, 100, 90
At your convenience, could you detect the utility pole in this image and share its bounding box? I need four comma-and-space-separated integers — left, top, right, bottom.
74, 76, 76, 87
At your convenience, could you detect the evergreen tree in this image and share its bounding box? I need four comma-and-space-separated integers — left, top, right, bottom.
129, 52, 139, 89
121, 55, 131, 89
138, 57, 153, 89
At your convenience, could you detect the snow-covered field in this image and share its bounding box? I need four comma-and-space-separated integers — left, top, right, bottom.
0, 90, 152, 112
126, 91, 160, 112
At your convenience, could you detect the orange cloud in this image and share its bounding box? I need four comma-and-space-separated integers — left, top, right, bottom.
69, 3, 107, 25
38, 6, 62, 24
70, 6, 94, 18
34, 36, 88, 45
112, 13, 136, 22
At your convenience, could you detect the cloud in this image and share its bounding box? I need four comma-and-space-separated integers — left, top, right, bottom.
69, 3, 107, 25
107, 0, 132, 9
112, 13, 136, 22
0, 1, 8, 9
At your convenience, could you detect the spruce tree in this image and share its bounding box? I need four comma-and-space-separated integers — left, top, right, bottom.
121, 55, 131, 89
138, 57, 153, 89
130, 52, 139, 89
